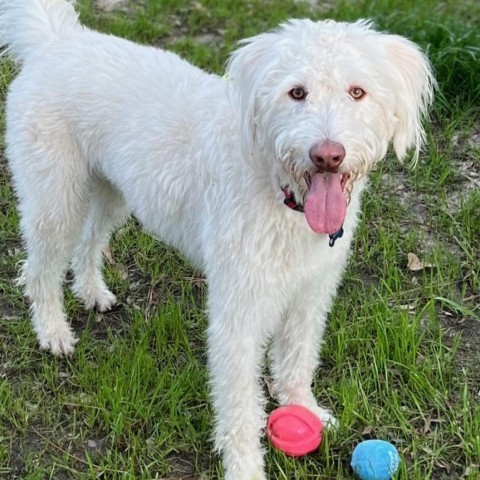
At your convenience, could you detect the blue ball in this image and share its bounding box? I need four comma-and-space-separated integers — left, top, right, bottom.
351, 440, 400, 480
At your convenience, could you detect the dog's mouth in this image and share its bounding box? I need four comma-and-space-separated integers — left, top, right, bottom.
303, 171, 350, 192
303, 171, 349, 235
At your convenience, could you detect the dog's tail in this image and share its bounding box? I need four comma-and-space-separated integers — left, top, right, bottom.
0, 0, 82, 64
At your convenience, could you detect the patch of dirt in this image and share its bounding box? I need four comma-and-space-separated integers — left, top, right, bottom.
442, 308, 480, 394
371, 135, 480, 402
157, 12, 226, 50
6, 426, 90, 480
294, 0, 335, 12
93, 0, 129, 12
378, 169, 458, 257
192, 32, 225, 48
167, 454, 202, 479
446, 127, 480, 213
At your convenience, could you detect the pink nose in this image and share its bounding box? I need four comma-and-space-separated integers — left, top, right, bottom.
309, 140, 345, 171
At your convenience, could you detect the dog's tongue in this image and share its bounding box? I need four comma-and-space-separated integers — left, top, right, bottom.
304, 172, 346, 235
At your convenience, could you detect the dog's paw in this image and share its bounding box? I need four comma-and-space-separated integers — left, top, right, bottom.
309, 404, 339, 430
87, 289, 117, 312
224, 458, 267, 480
225, 471, 266, 480
74, 282, 117, 312
277, 392, 339, 430
38, 325, 79, 356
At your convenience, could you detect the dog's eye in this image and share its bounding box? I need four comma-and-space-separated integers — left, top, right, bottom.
289, 87, 307, 101
349, 86, 366, 100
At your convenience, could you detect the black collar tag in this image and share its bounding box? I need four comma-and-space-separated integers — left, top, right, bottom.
329, 226, 344, 247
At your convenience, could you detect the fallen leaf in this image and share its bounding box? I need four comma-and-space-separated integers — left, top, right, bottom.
103, 244, 115, 265
114, 262, 129, 280
464, 465, 479, 477
87, 439, 98, 449
103, 244, 128, 279
464, 293, 480, 303
421, 413, 432, 434
264, 376, 275, 398
115, 227, 129, 239
399, 303, 416, 313
361, 425, 373, 436
407, 252, 433, 271
436, 459, 451, 472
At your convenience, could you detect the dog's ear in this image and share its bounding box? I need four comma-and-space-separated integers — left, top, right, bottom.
226, 32, 279, 161
383, 35, 435, 164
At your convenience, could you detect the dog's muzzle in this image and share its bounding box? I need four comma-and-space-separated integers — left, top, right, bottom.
282, 186, 344, 247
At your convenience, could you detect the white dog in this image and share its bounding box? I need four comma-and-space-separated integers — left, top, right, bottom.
0, 1, 434, 478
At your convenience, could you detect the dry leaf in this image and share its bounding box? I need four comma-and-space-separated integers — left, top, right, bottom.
103, 244, 128, 279
435, 459, 451, 472
264, 376, 275, 398
103, 244, 115, 265
114, 262, 129, 280
361, 425, 373, 436
464, 465, 479, 477
407, 252, 433, 271
421, 414, 432, 434
115, 227, 129, 239
464, 294, 480, 303
87, 439, 98, 449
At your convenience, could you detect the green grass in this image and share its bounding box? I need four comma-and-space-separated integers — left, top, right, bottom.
1, 0, 479, 479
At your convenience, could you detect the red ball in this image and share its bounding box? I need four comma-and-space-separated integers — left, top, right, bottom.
267, 405, 323, 456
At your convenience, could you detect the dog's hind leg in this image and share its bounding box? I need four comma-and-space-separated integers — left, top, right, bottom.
70, 177, 129, 312
11, 146, 91, 356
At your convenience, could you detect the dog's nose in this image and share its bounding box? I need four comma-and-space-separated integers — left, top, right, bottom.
309, 140, 345, 171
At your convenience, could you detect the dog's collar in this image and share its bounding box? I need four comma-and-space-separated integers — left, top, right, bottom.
283, 187, 304, 212
282, 186, 344, 247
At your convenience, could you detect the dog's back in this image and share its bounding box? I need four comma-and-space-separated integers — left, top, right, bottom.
1, 0, 231, 258
0, 0, 231, 354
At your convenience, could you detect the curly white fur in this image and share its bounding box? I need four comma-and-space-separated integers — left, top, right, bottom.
0, 1, 434, 478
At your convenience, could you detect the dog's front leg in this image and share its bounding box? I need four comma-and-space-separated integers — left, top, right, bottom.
269, 279, 340, 429
206, 283, 273, 480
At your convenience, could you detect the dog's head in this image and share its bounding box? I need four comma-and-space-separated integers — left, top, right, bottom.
226, 19, 435, 235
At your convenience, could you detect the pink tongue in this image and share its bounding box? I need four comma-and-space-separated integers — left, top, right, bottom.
304, 172, 346, 235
